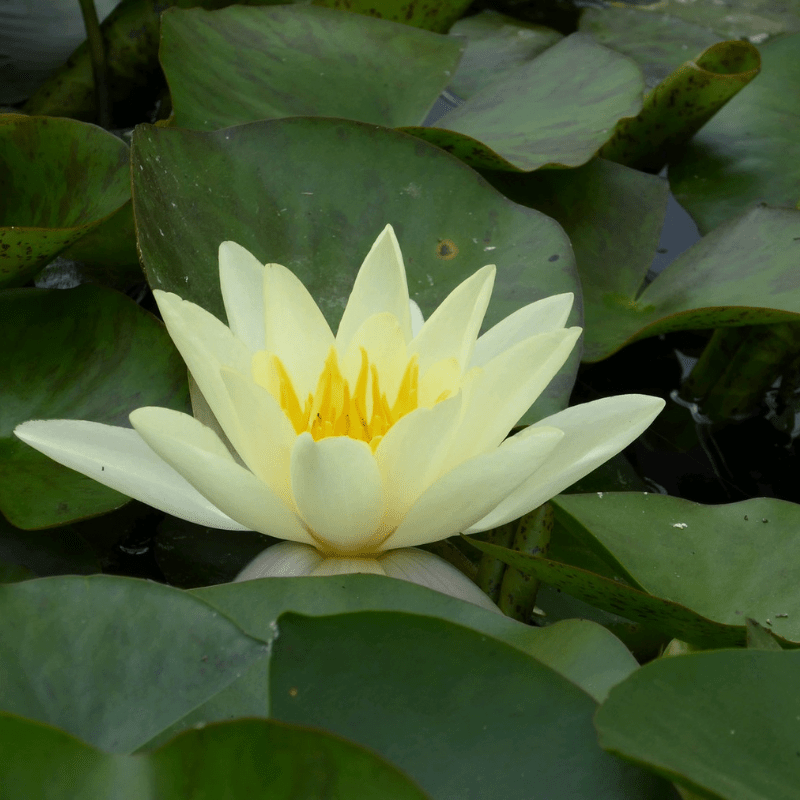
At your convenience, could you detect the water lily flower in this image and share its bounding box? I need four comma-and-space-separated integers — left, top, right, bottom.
15, 225, 664, 612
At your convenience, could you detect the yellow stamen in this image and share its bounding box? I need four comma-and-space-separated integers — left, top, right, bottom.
267, 345, 427, 449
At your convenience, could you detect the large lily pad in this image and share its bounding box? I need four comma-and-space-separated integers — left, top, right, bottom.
161, 4, 464, 131
0, 575, 269, 753
0, 115, 130, 288
0, 285, 190, 529
0, 713, 432, 799
131, 117, 580, 422
596, 649, 800, 799
670, 33, 800, 233
316, 0, 471, 32
447, 10, 562, 100
402, 33, 644, 172
552, 492, 800, 645
270, 611, 671, 800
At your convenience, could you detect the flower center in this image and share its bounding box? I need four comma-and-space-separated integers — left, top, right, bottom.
272, 346, 419, 452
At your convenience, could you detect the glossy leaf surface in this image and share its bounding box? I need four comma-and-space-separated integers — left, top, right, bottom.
131, 117, 580, 422
0, 115, 130, 287
0, 285, 190, 528
162, 5, 463, 131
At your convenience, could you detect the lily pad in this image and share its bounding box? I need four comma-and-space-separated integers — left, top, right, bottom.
0, 713, 433, 799
0, 115, 131, 287
596, 649, 800, 800
131, 117, 580, 422
270, 611, 671, 800
402, 33, 644, 172
0, 285, 190, 529
0, 575, 269, 753
316, 0, 471, 32
161, 4, 464, 131
447, 10, 562, 99
670, 33, 800, 233
553, 492, 800, 645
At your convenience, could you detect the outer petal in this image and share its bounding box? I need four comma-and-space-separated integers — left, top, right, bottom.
153, 290, 252, 454
14, 419, 247, 530
443, 327, 582, 470
466, 394, 666, 532
409, 264, 495, 374
130, 407, 313, 544
310, 557, 386, 576
290, 433, 386, 554
470, 293, 574, 368
409, 299, 424, 338
374, 394, 463, 531
235, 541, 324, 580
263, 261, 334, 398
336, 225, 412, 351
384, 425, 564, 550
219, 367, 297, 503
218, 241, 267, 353
380, 548, 500, 613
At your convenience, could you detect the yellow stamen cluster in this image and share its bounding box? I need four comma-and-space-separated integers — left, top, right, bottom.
274, 346, 419, 452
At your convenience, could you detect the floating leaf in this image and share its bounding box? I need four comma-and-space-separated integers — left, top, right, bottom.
0, 115, 130, 288
596, 650, 800, 799
314, 0, 471, 33
131, 117, 580, 422
162, 4, 463, 131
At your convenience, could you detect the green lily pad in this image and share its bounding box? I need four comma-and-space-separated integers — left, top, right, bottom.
599, 39, 761, 173
402, 33, 644, 172
579, 6, 724, 87
131, 117, 580, 422
670, 33, 800, 234
553, 492, 800, 645
315, 0, 471, 32
0, 285, 190, 529
0, 713, 432, 799
447, 10, 562, 99
0, 115, 131, 288
162, 4, 463, 132
270, 611, 671, 800
0, 575, 269, 753
596, 649, 800, 800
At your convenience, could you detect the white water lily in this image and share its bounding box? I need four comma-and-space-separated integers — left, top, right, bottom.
16, 225, 664, 612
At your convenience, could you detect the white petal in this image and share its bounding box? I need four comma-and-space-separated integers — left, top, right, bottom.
381, 548, 500, 612
235, 541, 324, 580
443, 327, 582, 470
188, 374, 244, 466
218, 241, 266, 353
310, 557, 386, 576
374, 394, 463, 531
263, 261, 334, 398
385, 425, 564, 550
153, 290, 252, 453
14, 419, 247, 530
466, 394, 666, 532
219, 368, 297, 502
470, 293, 574, 368
409, 298, 424, 338
290, 433, 386, 554
409, 265, 495, 374
130, 407, 313, 544
336, 225, 413, 351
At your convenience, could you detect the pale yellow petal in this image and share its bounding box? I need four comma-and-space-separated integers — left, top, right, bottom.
310, 557, 386, 576
470, 293, 574, 368
409, 298, 424, 337
409, 264, 495, 374
374, 394, 463, 531
14, 419, 247, 530
153, 290, 252, 455
380, 548, 500, 612
442, 327, 582, 470
235, 541, 325, 580
130, 407, 313, 544
290, 433, 386, 554
218, 241, 266, 353
336, 225, 412, 351
466, 395, 666, 532
263, 261, 334, 398
384, 425, 564, 550
219, 367, 296, 503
